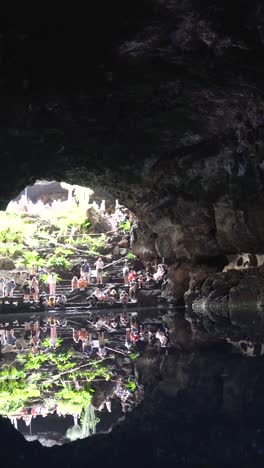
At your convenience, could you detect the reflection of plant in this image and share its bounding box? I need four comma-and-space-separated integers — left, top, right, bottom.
42, 337, 63, 349
128, 352, 140, 362
24, 354, 50, 370
125, 379, 137, 392
126, 252, 137, 260
66, 404, 98, 441
119, 220, 131, 231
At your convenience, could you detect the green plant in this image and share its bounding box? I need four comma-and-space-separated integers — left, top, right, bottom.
126, 252, 137, 260
0, 242, 24, 258
119, 220, 131, 231
21, 250, 45, 268
42, 337, 63, 349
128, 352, 140, 362
40, 273, 62, 284
125, 379, 137, 392
54, 247, 74, 258
46, 254, 71, 271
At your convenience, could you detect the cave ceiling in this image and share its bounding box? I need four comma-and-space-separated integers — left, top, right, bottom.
1, 0, 264, 261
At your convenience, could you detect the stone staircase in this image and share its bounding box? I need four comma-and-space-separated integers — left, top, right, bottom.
0, 230, 167, 311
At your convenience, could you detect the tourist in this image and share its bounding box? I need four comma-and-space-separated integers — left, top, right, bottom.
71, 276, 78, 291
39, 292, 48, 309
0, 277, 5, 297
30, 276, 39, 302
29, 264, 38, 280
153, 264, 165, 283
86, 292, 98, 307
94, 257, 104, 284
137, 274, 144, 289
77, 275, 88, 290
4, 279, 16, 297
102, 288, 110, 302
48, 272, 56, 296
145, 272, 155, 288
129, 280, 138, 299
56, 294, 67, 306
123, 262, 129, 285
21, 278, 31, 302
94, 288, 103, 301
48, 296, 56, 308
81, 261, 91, 284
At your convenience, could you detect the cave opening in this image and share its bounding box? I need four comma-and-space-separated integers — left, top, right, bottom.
0, 180, 148, 446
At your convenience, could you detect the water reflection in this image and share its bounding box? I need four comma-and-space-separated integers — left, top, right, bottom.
0, 309, 155, 445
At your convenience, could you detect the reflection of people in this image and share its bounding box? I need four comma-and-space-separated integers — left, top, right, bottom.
97, 332, 107, 358
48, 316, 58, 349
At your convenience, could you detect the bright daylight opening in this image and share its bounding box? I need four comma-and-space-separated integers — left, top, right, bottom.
0, 180, 151, 447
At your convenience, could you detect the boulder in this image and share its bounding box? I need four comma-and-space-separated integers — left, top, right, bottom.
0, 257, 15, 270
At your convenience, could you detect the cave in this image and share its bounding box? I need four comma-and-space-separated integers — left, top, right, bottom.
2, 1, 264, 466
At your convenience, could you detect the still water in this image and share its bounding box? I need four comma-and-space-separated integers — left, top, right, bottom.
0, 307, 163, 446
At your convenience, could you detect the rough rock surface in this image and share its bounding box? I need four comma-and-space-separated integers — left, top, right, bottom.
2, 1, 264, 298
0, 257, 16, 270
185, 266, 264, 339
2, 1, 264, 466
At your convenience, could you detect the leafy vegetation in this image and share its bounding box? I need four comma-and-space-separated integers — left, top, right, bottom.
21, 250, 45, 268
119, 219, 131, 232
0, 351, 115, 419
126, 252, 137, 260
46, 254, 71, 271
40, 272, 62, 285
128, 352, 140, 361
125, 379, 137, 392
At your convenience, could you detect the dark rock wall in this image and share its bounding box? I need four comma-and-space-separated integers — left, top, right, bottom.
1, 1, 264, 299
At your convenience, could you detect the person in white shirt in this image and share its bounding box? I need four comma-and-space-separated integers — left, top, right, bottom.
48, 273, 56, 296
94, 257, 104, 284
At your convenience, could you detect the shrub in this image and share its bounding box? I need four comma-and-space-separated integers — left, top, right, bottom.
126, 252, 137, 260
46, 255, 71, 271
40, 272, 61, 284
119, 220, 131, 231
21, 250, 45, 268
